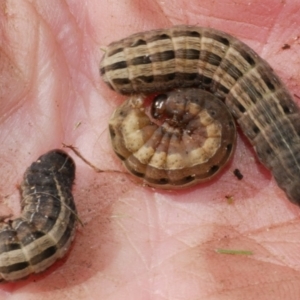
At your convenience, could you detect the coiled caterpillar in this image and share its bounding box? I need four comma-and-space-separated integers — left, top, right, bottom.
100, 25, 300, 204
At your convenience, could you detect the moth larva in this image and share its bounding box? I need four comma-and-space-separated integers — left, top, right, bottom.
100, 25, 300, 205
0, 150, 77, 282
109, 89, 236, 187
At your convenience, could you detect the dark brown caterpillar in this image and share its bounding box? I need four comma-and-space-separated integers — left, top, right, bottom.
0, 150, 77, 282
100, 25, 300, 204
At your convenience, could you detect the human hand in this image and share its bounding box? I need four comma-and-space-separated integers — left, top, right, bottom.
1, 1, 300, 299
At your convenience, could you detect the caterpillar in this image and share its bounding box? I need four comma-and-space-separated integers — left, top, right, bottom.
100, 25, 300, 205
0, 150, 77, 282
109, 88, 236, 187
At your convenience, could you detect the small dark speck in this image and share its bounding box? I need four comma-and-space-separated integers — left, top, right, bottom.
282, 44, 291, 50
225, 195, 234, 204
233, 168, 243, 180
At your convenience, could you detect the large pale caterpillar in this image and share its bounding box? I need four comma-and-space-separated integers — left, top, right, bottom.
100, 25, 300, 205
0, 150, 77, 282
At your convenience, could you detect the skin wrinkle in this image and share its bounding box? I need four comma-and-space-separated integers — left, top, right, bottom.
1, 0, 300, 299
0, 46, 29, 121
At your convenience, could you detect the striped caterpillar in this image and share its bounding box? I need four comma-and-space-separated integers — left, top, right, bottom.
0, 150, 77, 282
100, 25, 300, 205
